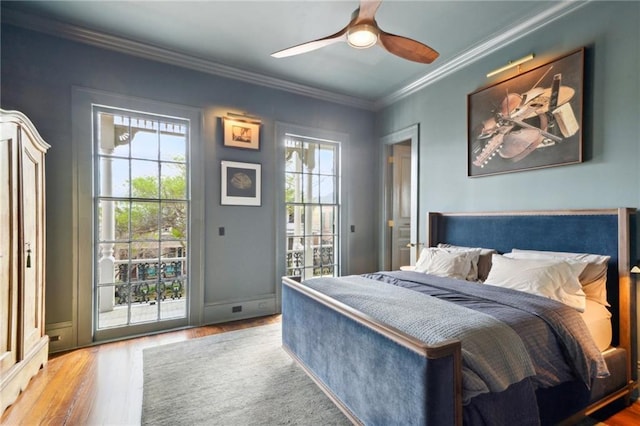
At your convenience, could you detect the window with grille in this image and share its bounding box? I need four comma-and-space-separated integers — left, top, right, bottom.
94, 107, 189, 329
285, 135, 340, 281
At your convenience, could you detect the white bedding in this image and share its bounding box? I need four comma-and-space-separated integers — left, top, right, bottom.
580, 299, 612, 351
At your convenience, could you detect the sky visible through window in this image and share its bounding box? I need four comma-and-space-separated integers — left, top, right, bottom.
285, 140, 337, 202
108, 130, 186, 197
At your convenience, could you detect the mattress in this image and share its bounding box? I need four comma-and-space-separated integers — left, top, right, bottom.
580, 299, 612, 352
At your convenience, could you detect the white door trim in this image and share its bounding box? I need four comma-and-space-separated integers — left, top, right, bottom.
72, 87, 204, 346
379, 124, 419, 270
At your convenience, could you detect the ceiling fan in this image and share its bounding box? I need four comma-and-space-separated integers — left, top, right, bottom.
271, 0, 439, 64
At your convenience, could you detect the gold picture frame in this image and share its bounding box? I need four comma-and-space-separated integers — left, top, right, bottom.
223, 117, 260, 150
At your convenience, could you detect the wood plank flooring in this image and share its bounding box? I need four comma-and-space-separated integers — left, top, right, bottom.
1, 315, 280, 425
2, 314, 639, 425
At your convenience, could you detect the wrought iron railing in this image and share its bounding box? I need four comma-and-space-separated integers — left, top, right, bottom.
113, 258, 186, 305
286, 246, 334, 280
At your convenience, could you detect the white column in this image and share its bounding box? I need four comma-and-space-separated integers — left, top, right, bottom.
304, 149, 314, 277
98, 114, 116, 313
293, 149, 303, 250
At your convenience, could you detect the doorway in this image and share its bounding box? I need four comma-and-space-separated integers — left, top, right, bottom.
93, 107, 191, 340
380, 125, 419, 271
389, 142, 412, 270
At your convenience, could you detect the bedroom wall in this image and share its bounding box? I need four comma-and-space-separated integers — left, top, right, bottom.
0, 24, 378, 350
376, 1, 640, 256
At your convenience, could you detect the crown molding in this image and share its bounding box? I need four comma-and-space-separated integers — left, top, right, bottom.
1, 8, 376, 111
374, 0, 589, 109
2, 2, 588, 112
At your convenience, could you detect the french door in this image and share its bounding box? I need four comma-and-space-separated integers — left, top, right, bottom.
93, 106, 190, 338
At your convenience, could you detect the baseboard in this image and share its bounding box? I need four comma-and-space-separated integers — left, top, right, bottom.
46, 321, 74, 353
203, 295, 277, 324
45, 299, 277, 352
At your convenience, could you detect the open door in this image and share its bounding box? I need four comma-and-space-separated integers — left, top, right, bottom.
389, 143, 412, 270
380, 125, 419, 271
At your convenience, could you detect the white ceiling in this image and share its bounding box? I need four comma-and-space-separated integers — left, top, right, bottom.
1, 1, 586, 109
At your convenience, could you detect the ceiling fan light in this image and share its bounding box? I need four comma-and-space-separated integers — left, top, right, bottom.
347, 24, 378, 49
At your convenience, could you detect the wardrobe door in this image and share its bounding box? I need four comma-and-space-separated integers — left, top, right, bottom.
18, 125, 47, 357
0, 122, 19, 374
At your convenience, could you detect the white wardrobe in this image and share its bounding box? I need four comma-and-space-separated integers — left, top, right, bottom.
1, 109, 50, 413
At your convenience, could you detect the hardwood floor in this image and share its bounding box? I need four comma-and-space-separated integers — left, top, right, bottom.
604, 401, 640, 425
1, 315, 281, 425
1, 313, 639, 425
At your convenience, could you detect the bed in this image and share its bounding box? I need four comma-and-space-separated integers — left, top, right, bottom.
281, 208, 637, 425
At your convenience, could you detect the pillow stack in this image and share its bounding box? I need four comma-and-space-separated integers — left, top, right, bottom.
415, 246, 482, 281
506, 249, 610, 307
410, 245, 610, 313
437, 244, 497, 282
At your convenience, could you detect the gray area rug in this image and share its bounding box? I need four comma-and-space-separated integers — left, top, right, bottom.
142, 323, 350, 425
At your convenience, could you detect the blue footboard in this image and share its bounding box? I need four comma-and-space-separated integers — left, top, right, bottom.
282, 277, 462, 426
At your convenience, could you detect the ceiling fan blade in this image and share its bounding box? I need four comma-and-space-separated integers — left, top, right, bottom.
271, 27, 348, 58
354, 0, 382, 23
378, 31, 439, 64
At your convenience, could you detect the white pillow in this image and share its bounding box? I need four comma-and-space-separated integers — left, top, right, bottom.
508, 249, 610, 307
438, 244, 497, 282
503, 252, 587, 293
484, 254, 587, 311
415, 248, 474, 280
436, 244, 485, 281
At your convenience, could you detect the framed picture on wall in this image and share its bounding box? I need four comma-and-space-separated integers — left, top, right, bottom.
221, 160, 261, 206
467, 48, 584, 177
223, 117, 260, 150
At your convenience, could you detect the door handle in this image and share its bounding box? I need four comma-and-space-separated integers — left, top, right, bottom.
406, 242, 424, 248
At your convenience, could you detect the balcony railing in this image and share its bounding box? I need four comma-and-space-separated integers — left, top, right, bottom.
113, 258, 186, 305
286, 246, 334, 280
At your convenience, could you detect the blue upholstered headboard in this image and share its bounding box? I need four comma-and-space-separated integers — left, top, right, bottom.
427, 208, 637, 348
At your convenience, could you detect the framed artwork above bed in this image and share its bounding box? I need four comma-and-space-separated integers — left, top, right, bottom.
468, 48, 584, 177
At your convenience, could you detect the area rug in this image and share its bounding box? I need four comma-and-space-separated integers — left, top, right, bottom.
141, 323, 350, 425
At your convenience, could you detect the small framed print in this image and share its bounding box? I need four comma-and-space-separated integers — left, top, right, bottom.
221, 161, 261, 206
223, 117, 260, 150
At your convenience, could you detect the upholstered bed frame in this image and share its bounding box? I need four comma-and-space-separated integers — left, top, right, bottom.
281, 208, 637, 425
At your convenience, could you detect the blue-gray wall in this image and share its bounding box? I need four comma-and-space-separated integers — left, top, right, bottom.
1, 23, 378, 347
376, 1, 639, 251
